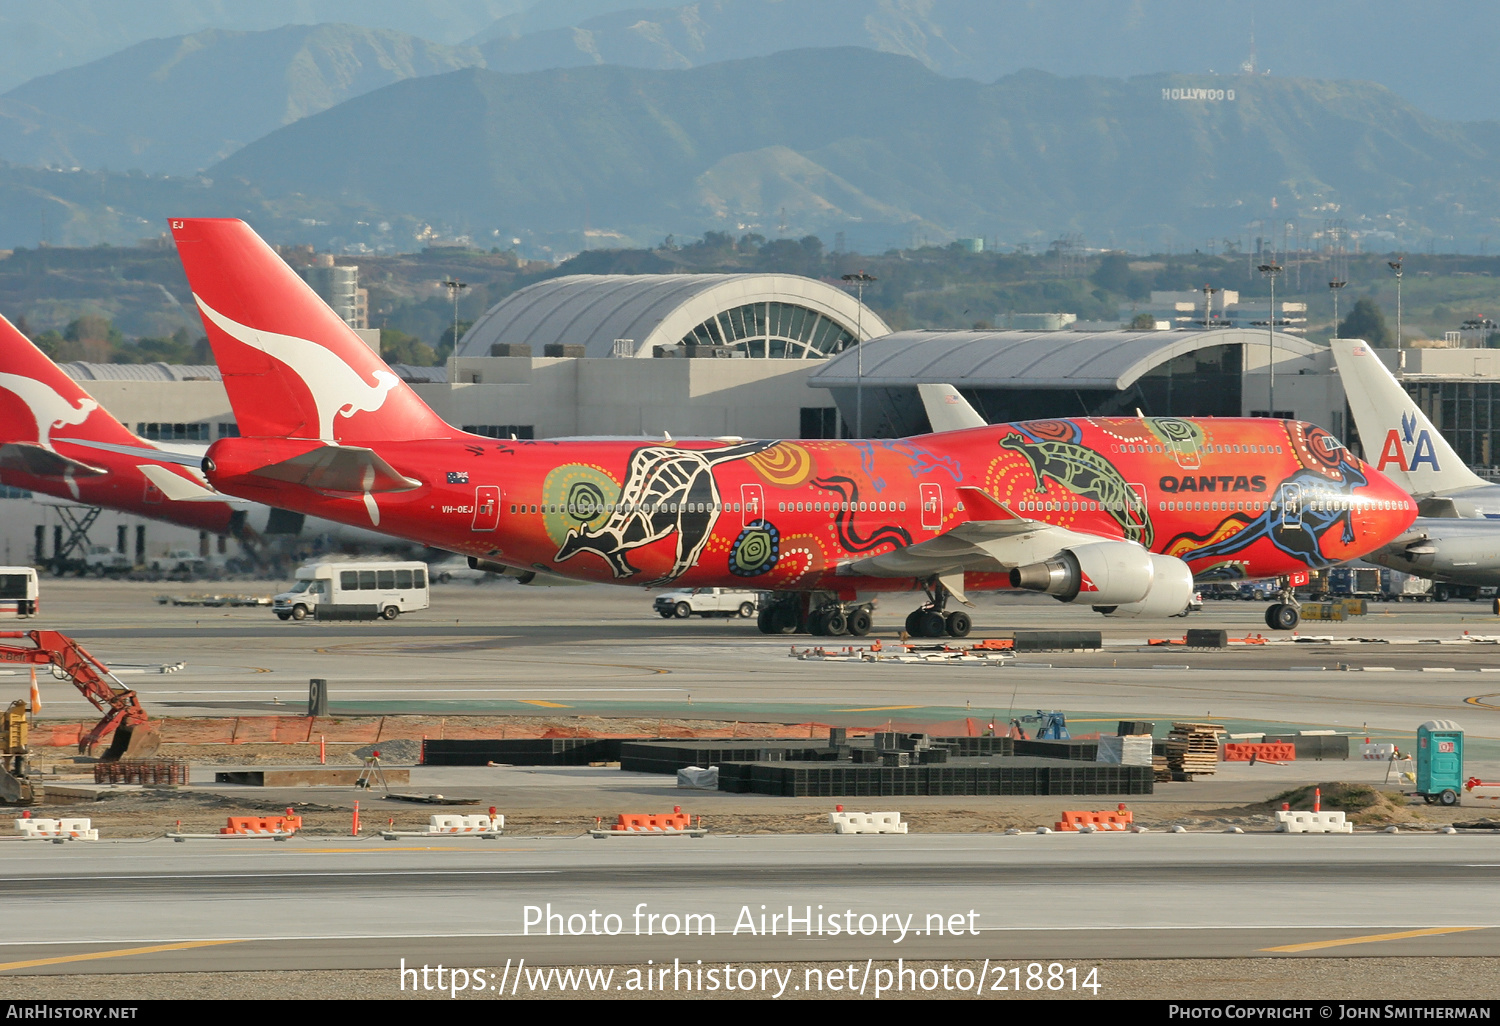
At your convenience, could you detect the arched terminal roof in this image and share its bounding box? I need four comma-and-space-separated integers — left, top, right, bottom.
457, 273, 890, 359
808, 328, 1320, 390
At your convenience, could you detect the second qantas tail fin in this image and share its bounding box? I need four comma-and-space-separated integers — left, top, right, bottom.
169, 218, 455, 444
0, 312, 137, 457
1330, 338, 1487, 497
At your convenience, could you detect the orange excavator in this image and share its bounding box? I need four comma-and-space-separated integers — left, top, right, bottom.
0, 630, 159, 803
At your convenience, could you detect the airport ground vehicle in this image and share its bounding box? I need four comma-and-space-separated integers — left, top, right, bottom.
654, 588, 759, 619
0, 629, 157, 805
273, 561, 430, 621
83, 545, 133, 576
0, 568, 38, 618
159, 218, 1418, 633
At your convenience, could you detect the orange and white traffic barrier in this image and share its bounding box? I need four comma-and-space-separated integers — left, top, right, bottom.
1224, 742, 1296, 762
830, 811, 908, 835
1464, 777, 1500, 801
220, 813, 302, 835
1055, 808, 1134, 832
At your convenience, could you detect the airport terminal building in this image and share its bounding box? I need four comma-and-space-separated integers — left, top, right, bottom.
6, 270, 1500, 559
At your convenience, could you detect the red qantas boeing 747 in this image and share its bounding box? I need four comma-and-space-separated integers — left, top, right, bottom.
162, 218, 1416, 632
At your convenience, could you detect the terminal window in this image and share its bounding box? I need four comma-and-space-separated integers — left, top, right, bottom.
463, 424, 535, 439
136, 422, 211, 441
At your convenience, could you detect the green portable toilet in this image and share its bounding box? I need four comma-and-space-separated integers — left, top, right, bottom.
1416, 720, 1464, 805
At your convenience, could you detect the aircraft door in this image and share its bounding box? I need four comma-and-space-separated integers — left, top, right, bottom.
741, 484, 764, 525
1279, 483, 1302, 529
920, 483, 943, 531
472, 485, 501, 532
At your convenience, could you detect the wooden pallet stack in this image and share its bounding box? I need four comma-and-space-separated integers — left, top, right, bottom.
1165, 722, 1226, 777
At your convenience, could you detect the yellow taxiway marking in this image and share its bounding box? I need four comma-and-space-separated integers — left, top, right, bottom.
833, 705, 922, 712
1465, 694, 1500, 710
1260, 926, 1484, 953
0, 939, 243, 972
519, 700, 570, 708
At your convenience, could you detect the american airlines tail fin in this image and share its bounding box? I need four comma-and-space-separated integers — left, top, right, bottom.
168, 218, 455, 444
1330, 338, 1487, 496
917, 383, 987, 433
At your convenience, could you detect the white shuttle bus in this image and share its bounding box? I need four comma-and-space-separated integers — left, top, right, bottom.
274, 561, 430, 621
0, 567, 39, 618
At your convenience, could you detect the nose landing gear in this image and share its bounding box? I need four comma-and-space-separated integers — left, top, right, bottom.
1264, 575, 1302, 630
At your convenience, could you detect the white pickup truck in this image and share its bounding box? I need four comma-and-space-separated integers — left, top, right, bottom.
653, 588, 760, 619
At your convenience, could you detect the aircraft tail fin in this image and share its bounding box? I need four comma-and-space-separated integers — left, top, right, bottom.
0, 313, 145, 453
169, 218, 455, 443
917, 383, 987, 433
1330, 339, 1487, 496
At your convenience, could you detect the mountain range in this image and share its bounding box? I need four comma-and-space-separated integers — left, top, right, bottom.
5, 48, 1500, 255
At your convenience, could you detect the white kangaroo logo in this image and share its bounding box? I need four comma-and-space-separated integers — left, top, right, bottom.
0, 372, 97, 447
194, 295, 400, 440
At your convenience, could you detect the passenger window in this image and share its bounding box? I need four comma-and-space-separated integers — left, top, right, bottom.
413, 569, 426, 589
341, 571, 357, 590
377, 570, 395, 589
396, 569, 413, 589
359, 571, 376, 590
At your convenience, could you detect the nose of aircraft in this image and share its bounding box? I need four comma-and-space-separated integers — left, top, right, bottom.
1358, 457, 1419, 543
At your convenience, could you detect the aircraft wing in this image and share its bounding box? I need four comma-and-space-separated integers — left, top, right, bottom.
248, 445, 422, 495
0, 442, 107, 478
840, 486, 1101, 601
136, 464, 249, 505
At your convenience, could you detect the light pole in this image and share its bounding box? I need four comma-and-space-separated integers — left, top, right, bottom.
1201, 284, 1220, 328
1258, 263, 1283, 416
441, 278, 468, 355
841, 271, 876, 437
1328, 277, 1347, 339
1387, 259, 1403, 353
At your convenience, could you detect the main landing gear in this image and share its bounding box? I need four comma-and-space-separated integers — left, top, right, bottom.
756, 592, 874, 637
1264, 576, 1301, 631
904, 579, 971, 639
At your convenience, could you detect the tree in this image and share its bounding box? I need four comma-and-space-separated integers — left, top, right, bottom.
1130, 312, 1157, 330
1338, 297, 1394, 346
382, 327, 438, 367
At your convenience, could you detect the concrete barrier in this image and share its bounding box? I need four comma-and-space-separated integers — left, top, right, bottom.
1275, 810, 1353, 834
14, 817, 97, 840
428, 814, 503, 833
830, 811, 908, 835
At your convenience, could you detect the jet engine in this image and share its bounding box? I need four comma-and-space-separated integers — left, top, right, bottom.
1010, 542, 1195, 617
467, 557, 588, 586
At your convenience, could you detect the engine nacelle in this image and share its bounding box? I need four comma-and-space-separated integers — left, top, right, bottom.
1009, 541, 1155, 605
1092, 553, 1195, 618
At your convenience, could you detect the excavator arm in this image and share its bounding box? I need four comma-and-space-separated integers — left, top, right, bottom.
0, 630, 159, 760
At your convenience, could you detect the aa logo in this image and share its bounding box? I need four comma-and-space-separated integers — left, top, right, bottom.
1376, 412, 1440, 473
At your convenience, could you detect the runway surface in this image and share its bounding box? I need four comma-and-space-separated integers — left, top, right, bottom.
10, 581, 1500, 752
0, 833, 1496, 975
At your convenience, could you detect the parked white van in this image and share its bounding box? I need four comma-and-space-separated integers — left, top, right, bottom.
274, 561, 430, 621
0, 567, 39, 618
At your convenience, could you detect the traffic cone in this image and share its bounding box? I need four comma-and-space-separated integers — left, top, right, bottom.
28, 666, 39, 714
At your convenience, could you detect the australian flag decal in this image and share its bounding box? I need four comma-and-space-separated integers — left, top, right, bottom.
446, 471, 469, 484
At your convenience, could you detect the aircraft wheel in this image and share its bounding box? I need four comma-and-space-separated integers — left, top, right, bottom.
824, 610, 848, 636
757, 608, 776, 634
920, 611, 947, 638
1265, 603, 1299, 630
808, 610, 828, 636
772, 604, 800, 634
904, 610, 924, 636
945, 611, 972, 638
1492, 596, 1499, 616
674, 602, 692, 619
847, 609, 873, 637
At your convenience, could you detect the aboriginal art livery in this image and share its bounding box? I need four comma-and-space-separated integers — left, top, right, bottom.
167, 218, 1419, 633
